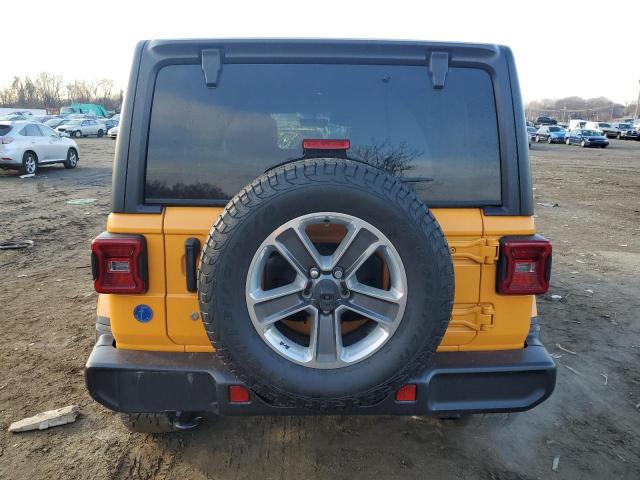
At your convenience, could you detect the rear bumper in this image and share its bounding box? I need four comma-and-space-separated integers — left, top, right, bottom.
0, 150, 21, 165
85, 322, 556, 416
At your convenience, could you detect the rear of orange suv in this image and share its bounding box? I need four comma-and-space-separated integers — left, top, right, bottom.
85, 39, 555, 432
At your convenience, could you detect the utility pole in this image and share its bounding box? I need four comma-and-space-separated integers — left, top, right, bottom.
635, 80, 640, 119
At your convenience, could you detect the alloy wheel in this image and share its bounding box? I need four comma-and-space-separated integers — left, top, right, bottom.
24, 155, 36, 174
245, 212, 408, 369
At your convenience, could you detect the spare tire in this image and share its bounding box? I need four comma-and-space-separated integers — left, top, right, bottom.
198, 158, 453, 410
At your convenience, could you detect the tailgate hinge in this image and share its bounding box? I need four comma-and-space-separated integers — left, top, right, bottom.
478, 304, 495, 331
482, 239, 500, 264
449, 238, 500, 264
450, 304, 495, 331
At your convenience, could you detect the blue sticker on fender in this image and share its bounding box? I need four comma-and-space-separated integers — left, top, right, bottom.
133, 304, 153, 323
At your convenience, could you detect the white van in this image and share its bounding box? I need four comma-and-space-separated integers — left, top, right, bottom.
585, 121, 615, 137
568, 119, 588, 132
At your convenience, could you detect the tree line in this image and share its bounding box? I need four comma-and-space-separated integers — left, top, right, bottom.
525, 96, 637, 122
3, 74, 635, 122
0, 72, 123, 111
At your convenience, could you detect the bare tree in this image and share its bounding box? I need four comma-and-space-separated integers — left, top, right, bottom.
35, 72, 63, 107
95, 79, 114, 104
0, 73, 123, 110
66, 79, 92, 104
526, 96, 629, 122
351, 140, 420, 177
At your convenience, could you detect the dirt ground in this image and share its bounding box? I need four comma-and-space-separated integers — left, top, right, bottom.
0, 138, 638, 480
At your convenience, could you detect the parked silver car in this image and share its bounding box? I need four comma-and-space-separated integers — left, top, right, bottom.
44, 117, 67, 129
56, 119, 106, 138
0, 121, 79, 175
527, 125, 537, 147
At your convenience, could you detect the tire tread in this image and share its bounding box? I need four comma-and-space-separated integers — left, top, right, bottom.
198, 159, 454, 410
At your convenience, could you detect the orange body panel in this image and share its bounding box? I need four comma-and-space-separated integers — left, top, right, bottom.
103, 213, 183, 352
101, 208, 537, 353
164, 207, 223, 346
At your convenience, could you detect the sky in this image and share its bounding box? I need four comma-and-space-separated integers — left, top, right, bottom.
5, 0, 640, 105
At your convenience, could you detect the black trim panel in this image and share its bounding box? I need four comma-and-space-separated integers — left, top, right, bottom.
184, 237, 200, 293
85, 320, 556, 416
112, 41, 146, 213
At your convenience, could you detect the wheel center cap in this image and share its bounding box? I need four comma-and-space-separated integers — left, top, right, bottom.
312, 279, 339, 313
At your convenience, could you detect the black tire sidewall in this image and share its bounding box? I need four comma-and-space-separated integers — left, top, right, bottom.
199, 161, 453, 406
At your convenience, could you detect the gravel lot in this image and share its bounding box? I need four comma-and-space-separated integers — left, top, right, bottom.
0, 138, 639, 479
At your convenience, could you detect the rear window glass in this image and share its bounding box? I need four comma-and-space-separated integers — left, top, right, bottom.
0, 125, 12, 136
146, 64, 501, 205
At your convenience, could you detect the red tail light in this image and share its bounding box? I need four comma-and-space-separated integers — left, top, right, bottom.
395, 384, 417, 402
2, 136, 14, 144
497, 236, 552, 295
91, 233, 148, 294
228, 385, 250, 403
302, 139, 350, 150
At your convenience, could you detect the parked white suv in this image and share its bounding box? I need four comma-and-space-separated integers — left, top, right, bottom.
56, 119, 106, 138
0, 121, 79, 175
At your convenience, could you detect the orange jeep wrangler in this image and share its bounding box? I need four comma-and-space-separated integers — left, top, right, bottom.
85, 39, 555, 432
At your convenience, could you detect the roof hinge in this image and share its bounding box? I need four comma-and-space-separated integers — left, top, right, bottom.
429, 51, 449, 89
201, 49, 223, 88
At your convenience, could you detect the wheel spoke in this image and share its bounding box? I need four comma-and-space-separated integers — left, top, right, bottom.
250, 283, 307, 327
332, 227, 379, 277
274, 226, 321, 275
310, 311, 341, 364
344, 283, 402, 326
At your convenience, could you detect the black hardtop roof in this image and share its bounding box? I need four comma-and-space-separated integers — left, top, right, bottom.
142, 38, 507, 62
145, 37, 504, 48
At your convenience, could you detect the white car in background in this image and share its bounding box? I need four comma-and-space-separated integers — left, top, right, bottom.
0, 121, 79, 175
56, 119, 106, 138
107, 125, 119, 140
44, 117, 67, 129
